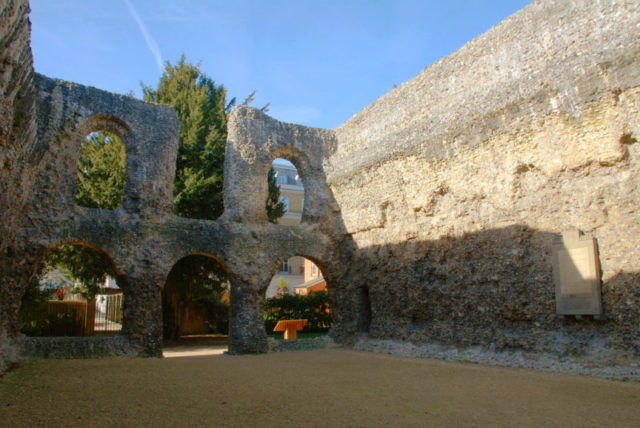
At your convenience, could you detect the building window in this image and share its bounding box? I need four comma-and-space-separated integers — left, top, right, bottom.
311, 262, 317, 277
282, 259, 289, 273
280, 196, 289, 212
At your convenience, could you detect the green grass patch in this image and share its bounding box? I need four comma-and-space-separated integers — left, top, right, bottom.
267, 332, 329, 340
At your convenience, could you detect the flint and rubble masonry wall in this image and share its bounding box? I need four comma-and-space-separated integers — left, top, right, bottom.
325, 0, 640, 358
0, 0, 38, 371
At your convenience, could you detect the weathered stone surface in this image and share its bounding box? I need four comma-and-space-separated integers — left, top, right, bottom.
1, 0, 639, 372
325, 0, 640, 360
0, 0, 37, 371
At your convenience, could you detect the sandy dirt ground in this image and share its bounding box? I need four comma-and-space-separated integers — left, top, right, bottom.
1, 347, 639, 427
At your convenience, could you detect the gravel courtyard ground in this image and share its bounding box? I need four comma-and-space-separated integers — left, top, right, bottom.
1, 348, 639, 427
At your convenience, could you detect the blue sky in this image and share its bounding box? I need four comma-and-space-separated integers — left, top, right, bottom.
29, 0, 529, 129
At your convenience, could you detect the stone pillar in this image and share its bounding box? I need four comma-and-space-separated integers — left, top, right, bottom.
228, 275, 268, 354
120, 273, 163, 357
326, 285, 359, 344
326, 272, 372, 345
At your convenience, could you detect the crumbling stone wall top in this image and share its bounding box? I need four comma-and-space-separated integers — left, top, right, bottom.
330, 0, 640, 183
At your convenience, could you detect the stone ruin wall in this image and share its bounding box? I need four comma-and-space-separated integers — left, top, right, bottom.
1, 0, 639, 369
326, 0, 640, 358
0, 0, 37, 370
0, 0, 343, 362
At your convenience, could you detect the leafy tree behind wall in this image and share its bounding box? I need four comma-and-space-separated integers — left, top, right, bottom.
42, 245, 116, 299
75, 130, 126, 210
142, 54, 228, 220
141, 55, 276, 221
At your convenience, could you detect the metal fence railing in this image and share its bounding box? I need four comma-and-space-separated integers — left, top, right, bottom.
93, 293, 123, 334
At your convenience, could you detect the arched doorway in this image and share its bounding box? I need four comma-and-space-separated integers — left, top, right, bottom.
162, 254, 229, 356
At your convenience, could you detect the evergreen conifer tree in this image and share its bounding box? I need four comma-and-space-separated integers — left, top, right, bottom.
142, 54, 227, 220
266, 167, 286, 223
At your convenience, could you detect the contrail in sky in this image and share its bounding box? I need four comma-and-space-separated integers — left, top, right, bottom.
123, 0, 163, 72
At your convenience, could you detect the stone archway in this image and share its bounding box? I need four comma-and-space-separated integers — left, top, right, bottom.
162, 253, 230, 342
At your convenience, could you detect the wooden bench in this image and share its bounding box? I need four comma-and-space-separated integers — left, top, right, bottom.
273, 319, 307, 340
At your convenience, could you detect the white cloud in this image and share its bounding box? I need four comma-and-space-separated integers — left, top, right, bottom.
122, 0, 163, 72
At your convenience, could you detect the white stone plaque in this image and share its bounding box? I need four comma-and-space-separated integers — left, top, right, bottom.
552, 230, 602, 315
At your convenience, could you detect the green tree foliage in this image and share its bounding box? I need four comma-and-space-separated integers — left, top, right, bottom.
141, 54, 278, 221
42, 245, 116, 299
75, 131, 125, 209
19, 271, 55, 335
240, 90, 270, 113
266, 167, 286, 223
264, 291, 332, 333
142, 54, 227, 220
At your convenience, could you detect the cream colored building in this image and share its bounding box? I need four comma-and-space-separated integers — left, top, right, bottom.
272, 162, 304, 226
295, 258, 326, 296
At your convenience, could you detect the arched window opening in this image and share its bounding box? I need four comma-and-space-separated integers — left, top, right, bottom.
75, 130, 126, 209
162, 255, 229, 357
19, 244, 123, 337
266, 158, 305, 225
264, 256, 332, 340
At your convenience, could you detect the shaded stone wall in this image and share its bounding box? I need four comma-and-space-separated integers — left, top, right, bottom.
324, 0, 640, 359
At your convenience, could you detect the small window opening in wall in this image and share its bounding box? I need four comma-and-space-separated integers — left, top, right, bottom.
19, 244, 123, 337
281, 259, 290, 273
75, 130, 126, 209
264, 256, 332, 340
266, 158, 305, 225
